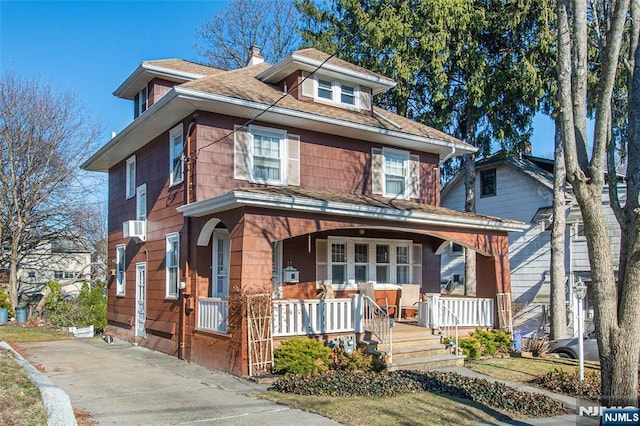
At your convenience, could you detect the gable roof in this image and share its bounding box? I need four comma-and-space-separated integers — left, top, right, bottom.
83, 50, 476, 171
441, 153, 555, 199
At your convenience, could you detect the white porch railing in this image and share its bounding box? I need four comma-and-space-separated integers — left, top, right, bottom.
418, 294, 494, 329
272, 297, 356, 337
198, 297, 228, 333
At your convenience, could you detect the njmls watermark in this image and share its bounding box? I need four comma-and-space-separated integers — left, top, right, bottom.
578, 404, 640, 425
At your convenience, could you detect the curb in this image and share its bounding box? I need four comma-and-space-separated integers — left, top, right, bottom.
0, 341, 77, 426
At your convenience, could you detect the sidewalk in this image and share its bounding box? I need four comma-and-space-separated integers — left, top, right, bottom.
12, 337, 339, 425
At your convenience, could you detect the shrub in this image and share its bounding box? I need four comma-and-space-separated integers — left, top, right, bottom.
270, 370, 568, 417
459, 328, 512, 359
331, 346, 379, 372
42, 281, 107, 332
0, 286, 15, 317
524, 337, 549, 357
273, 337, 333, 376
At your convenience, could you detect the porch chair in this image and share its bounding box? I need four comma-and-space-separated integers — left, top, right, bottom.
397, 284, 421, 320
358, 282, 395, 317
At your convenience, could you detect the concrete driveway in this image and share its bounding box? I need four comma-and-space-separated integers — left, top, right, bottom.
15, 338, 339, 425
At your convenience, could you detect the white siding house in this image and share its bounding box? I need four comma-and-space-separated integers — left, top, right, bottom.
440, 154, 624, 336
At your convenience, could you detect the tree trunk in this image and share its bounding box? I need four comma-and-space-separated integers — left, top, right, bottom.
463, 113, 477, 297
550, 120, 568, 339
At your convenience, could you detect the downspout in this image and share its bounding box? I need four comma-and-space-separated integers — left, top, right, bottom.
179, 114, 198, 360
440, 144, 456, 165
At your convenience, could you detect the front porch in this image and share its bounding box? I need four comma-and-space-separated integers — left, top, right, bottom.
196, 292, 498, 368
180, 187, 524, 376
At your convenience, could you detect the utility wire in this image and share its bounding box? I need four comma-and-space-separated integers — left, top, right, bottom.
193, 1, 391, 159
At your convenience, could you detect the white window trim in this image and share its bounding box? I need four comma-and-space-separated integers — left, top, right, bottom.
169, 124, 184, 186
248, 124, 287, 185
136, 183, 147, 222
125, 156, 136, 199
166, 232, 180, 299
313, 76, 360, 110
116, 244, 126, 296
327, 236, 415, 290
138, 86, 148, 116
382, 147, 410, 199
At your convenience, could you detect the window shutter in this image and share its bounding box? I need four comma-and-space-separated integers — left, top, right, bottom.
359, 88, 372, 111
287, 134, 300, 186
412, 243, 422, 285
409, 154, 420, 200
371, 148, 383, 195
301, 72, 314, 98
234, 125, 250, 181
316, 239, 328, 288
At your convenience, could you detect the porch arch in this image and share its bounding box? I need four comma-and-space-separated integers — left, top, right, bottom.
197, 218, 221, 246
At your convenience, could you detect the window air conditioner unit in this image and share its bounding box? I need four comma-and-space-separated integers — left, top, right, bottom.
123, 220, 146, 241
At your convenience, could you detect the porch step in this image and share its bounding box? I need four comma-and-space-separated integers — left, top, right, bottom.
388, 344, 452, 361
386, 354, 465, 371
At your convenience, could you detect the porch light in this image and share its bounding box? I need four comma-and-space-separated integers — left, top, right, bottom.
574, 277, 587, 381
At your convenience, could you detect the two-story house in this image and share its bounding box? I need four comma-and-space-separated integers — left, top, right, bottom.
82, 48, 525, 376
440, 153, 624, 336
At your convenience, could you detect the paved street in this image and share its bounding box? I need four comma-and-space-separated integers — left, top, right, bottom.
14, 338, 339, 425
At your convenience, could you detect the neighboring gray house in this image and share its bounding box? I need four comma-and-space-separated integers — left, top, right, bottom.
1, 237, 94, 301
440, 153, 624, 335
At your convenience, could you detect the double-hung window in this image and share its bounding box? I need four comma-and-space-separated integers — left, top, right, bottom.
136, 86, 148, 117
331, 242, 347, 285
169, 124, 184, 186
136, 184, 147, 222
126, 156, 136, 199
341, 85, 355, 105
396, 245, 410, 283
383, 148, 408, 198
317, 79, 333, 100
314, 77, 359, 108
354, 243, 369, 283
116, 244, 126, 296
250, 126, 286, 184
375, 244, 390, 283
166, 233, 179, 298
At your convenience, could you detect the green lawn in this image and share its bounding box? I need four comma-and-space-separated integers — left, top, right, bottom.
466, 355, 600, 384
259, 389, 519, 426
0, 323, 72, 343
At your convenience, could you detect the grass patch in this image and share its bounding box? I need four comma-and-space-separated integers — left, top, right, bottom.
466, 356, 600, 385
259, 390, 519, 425
0, 349, 47, 425
0, 322, 72, 343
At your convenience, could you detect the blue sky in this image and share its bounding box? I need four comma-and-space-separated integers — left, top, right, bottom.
1, 0, 557, 159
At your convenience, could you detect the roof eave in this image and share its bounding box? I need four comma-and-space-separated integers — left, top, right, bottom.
113, 62, 205, 99
176, 87, 475, 158
177, 190, 528, 232
256, 53, 396, 95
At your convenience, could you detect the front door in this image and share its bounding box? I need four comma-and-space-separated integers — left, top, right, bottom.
212, 230, 229, 298
135, 262, 146, 338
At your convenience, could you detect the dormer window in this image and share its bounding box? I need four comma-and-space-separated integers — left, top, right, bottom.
317, 79, 333, 100
341, 85, 355, 105
136, 86, 148, 117
313, 76, 359, 109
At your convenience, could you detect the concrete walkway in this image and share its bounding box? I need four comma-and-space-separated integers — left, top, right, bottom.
12, 338, 338, 425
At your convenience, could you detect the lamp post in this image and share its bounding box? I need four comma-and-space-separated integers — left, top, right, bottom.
574, 278, 587, 381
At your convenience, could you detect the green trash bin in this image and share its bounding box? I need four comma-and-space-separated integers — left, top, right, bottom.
0, 308, 8, 324
16, 306, 27, 324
